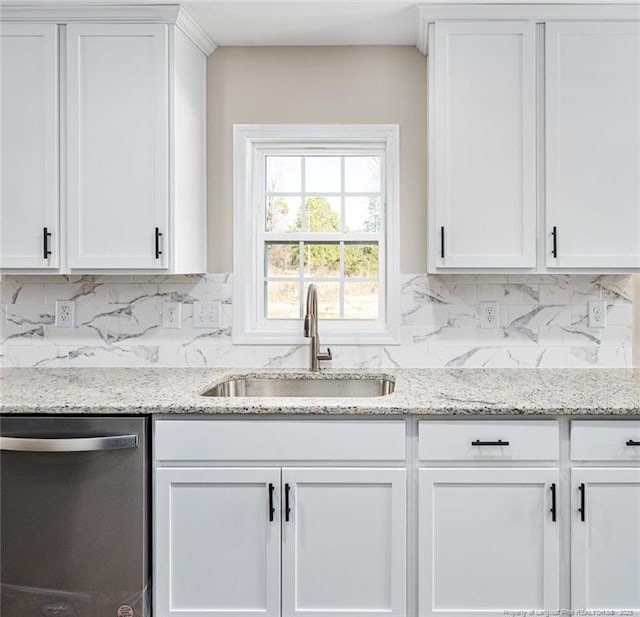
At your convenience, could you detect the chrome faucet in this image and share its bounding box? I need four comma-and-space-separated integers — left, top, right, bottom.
304, 284, 332, 371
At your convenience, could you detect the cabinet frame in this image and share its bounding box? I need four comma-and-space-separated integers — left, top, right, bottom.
570, 467, 640, 610
418, 467, 560, 616
545, 21, 640, 270
154, 466, 282, 617
429, 20, 537, 270
281, 467, 407, 617
65, 22, 170, 270
0, 23, 59, 269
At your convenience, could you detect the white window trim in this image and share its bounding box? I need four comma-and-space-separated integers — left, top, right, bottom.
233, 124, 401, 345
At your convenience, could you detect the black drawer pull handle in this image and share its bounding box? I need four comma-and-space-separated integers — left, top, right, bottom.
43, 227, 52, 259
578, 483, 586, 522
268, 483, 275, 522
155, 227, 163, 259
551, 226, 558, 258
285, 483, 291, 522
626, 440, 640, 446
471, 439, 510, 447
440, 226, 445, 259
550, 483, 557, 522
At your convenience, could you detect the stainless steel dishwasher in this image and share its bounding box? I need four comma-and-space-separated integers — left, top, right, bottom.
0, 416, 150, 617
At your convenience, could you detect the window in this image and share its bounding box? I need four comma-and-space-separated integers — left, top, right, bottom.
233, 125, 399, 344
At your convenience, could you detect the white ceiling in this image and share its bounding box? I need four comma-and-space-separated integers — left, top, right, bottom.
182, 1, 419, 46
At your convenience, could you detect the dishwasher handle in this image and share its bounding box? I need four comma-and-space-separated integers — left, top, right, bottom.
0, 434, 138, 452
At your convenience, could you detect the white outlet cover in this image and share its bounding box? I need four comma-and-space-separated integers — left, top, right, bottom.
588, 300, 607, 329
193, 301, 221, 328
479, 301, 499, 329
55, 300, 75, 328
162, 302, 182, 329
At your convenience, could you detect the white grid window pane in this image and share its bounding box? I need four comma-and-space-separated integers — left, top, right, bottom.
266, 156, 301, 192
262, 151, 384, 323
305, 156, 341, 193
266, 281, 301, 319
266, 196, 301, 233
345, 156, 381, 193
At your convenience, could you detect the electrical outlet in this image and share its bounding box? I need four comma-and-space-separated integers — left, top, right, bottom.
193, 301, 221, 328
162, 302, 182, 329
55, 300, 75, 328
588, 300, 607, 328
479, 301, 499, 329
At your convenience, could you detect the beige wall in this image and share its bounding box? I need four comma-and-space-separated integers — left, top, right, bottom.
207, 46, 428, 273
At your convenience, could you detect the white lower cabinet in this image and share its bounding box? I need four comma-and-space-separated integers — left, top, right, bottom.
419, 468, 560, 617
155, 467, 282, 617
281, 468, 406, 617
571, 468, 640, 610
155, 467, 405, 617
154, 418, 640, 617
154, 424, 406, 617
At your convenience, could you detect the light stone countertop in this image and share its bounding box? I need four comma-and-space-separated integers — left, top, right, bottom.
1, 367, 639, 416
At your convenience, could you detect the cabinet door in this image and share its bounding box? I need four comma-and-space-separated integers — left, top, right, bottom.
66, 23, 168, 269
546, 22, 640, 269
431, 21, 536, 269
419, 468, 559, 616
0, 24, 59, 269
282, 468, 406, 617
572, 468, 640, 610
155, 468, 281, 617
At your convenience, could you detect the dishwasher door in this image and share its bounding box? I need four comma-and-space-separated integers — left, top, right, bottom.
0, 416, 150, 617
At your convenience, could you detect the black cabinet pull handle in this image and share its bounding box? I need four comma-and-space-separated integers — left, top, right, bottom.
155, 227, 163, 259
550, 483, 557, 522
551, 226, 558, 258
43, 227, 52, 259
626, 440, 640, 446
285, 483, 291, 522
268, 483, 275, 522
471, 439, 510, 447
440, 226, 445, 259
578, 483, 586, 522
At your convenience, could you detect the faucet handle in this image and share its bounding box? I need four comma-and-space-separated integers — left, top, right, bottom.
318, 347, 332, 361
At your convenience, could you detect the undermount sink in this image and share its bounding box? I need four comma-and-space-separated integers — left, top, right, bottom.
202, 375, 395, 398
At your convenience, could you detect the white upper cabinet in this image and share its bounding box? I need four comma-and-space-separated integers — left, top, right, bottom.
545, 22, 640, 269
0, 6, 212, 273
423, 7, 640, 273
66, 23, 169, 269
429, 20, 537, 270
0, 24, 59, 269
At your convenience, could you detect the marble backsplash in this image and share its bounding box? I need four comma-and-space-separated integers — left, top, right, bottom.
0, 273, 634, 369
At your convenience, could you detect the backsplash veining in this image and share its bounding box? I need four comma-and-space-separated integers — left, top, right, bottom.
0, 274, 634, 368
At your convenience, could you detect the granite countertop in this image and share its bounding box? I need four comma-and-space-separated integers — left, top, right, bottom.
1, 367, 639, 416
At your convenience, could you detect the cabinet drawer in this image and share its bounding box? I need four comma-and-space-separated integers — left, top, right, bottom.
571, 420, 640, 461
419, 420, 559, 461
155, 419, 406, 462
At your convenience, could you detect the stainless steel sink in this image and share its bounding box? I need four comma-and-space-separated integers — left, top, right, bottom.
202, 375, 395, 398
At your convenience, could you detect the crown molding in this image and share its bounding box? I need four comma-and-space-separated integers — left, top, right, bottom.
176, 8, 216, 56
0, 3, 216, 55
417, 3, 640, 54
0, 3, 182, 22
